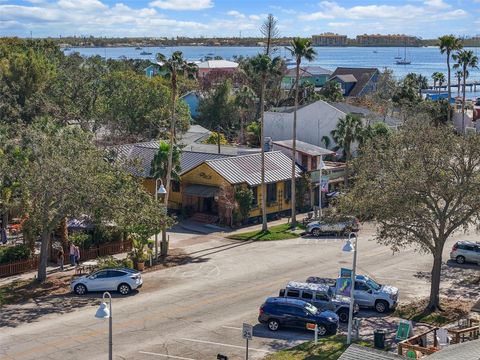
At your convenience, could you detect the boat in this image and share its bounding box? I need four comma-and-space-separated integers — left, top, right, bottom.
394, 48, 402, 59
135, 46, 142, 50
373, 50, 378, 54
140, 51, 152, 55
396, 42, 411, 65
207, 53, 215, 56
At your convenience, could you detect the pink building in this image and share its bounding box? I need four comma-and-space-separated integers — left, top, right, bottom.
196, 60, 239, 78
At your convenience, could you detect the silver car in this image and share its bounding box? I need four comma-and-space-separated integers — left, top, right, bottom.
450, 241, 480, 265
306, 217, 359, 237
71, 268, 142, 295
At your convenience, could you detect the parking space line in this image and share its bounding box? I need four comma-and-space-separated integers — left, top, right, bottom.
180, 338, 271, 353
221, 326, 242, 330
139, 351, 197, 360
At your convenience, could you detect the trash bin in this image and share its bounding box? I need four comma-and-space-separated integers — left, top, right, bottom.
374, 329, 386, 349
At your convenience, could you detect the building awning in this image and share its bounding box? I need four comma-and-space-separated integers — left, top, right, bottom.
184, 184, 219, 198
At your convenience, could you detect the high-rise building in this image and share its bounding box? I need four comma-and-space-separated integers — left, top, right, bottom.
355, 34, 419, 46
312, 33, 348, 46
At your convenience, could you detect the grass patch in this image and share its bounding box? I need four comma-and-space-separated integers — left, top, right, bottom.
0, 277, 70, 306
394, 298, 472, 327
228, 223, 302, 241
263, 335, 371, 360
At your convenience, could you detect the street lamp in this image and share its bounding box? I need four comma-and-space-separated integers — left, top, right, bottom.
342, 232, 357, 345
155, 178, 167, 258
95, 292, 113, 360
318, 157, 327, 220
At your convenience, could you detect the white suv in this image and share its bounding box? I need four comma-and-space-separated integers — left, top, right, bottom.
71, 268, 142, 295
450, 241, 480, 265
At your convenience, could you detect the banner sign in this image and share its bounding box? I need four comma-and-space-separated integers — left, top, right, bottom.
321, 176, 329, 193
336, 277, 352, 297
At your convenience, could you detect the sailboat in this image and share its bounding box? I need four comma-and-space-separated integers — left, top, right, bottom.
396, 42, 411, 65
394, 48, 402, 60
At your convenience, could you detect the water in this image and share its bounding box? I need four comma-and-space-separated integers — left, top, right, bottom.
67, 45, 480, 97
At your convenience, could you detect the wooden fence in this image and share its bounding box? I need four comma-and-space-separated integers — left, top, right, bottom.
1, 240, 132, 278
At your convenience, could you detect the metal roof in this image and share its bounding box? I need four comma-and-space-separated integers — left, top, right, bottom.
205, 151, 302, 186
273, 140, 334, 156
286, 281, 330, 293
427, 339, 480, 360
285, 66, 332, 77
338, 345, 402, 360
197, 60, 239, 69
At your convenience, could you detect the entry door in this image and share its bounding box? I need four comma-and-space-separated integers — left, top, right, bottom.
203, 198, 213, 213
354, 281, 373, 307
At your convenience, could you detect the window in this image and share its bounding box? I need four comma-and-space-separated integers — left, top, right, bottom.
284, 180, 291, 200
94, 271, 109, 279
460, 244, 475, 251
311, 156, 317, 170
267, 183, 277, 203
288, 306, 306, 316
301, 154, 308, 167
315, 293, 330, 301
354, 281, 370, 291
251, 186, 258, 207
171, 181, 180, 193
286, 289, 300, 298
301, 291, 313, 300
107, 270, 125, 278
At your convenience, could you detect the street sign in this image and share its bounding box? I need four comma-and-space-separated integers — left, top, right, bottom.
340, 268, 352, 277
321, 176, 329, 192
242, 323, 253, 340
396, 319, 413, 341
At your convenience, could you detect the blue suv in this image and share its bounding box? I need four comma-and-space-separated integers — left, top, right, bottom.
258, 297, 339, 336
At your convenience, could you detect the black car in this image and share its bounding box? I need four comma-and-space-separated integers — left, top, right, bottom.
258, 297, 339, 336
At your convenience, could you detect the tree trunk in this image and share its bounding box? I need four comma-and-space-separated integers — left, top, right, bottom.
60, 217, 68, 251
260, 74, 268, 232
462, 69, 466, 134
165, 73, 177, 206
291, 59, 300, 228
427, 245, 444, 312
37, 230, 50, 283
446, 52, 451, 122
344, 152, 350, 187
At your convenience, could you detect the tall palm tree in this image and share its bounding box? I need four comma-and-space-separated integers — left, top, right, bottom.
431, 72, 439, 92
286, 38, 316, 228
234, 85, 256, 145
438, 35, 463, 122
455, 70, 463, 96
331, 114, 364, 187
251, 54, 282, 231
156, 51, 197, 205
453, 50, 479, 133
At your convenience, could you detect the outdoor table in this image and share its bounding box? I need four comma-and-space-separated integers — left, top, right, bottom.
75, 260, 98, 275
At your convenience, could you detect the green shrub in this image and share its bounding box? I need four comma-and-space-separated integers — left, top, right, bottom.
202, 131, 228, 145
97, 255, 133, 269
122, 258, 134, 269
0, 244, 31, 264
69, 232, 92, 249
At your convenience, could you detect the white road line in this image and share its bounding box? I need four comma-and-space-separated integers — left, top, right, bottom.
139, 351, 196, 360
221, 326, 242, 330
180, 338, 271, 353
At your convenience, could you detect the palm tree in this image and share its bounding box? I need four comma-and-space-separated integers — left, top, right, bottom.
331, 114, 364, 187
251, 54, 282, 231
150, 140, 182, 183
455, 70, 463, 96
438, 35, 463, 122
234, 85, 256, 145
431, 72, 439, 92
156, 51, 197, 205
286, 38, 316, 228
453, 50, 479, 133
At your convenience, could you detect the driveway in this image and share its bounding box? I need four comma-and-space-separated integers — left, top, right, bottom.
0, 222, 478, 360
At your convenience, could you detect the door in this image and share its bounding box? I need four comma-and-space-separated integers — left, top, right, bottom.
287, 306, 309, 329
354, 281, 373, 307
104, 270, 126, 291
87, 270, 110, 291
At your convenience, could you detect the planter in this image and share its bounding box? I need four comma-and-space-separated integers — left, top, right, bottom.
135, 261, 145, 271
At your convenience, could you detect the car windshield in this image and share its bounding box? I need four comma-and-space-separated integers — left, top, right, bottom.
305, 303, 318, 315
366, 278, 382, 291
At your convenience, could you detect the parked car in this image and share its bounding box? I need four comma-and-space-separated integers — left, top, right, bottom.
305, 216, 359, 237
307, 274, 398, 313
450, 241, 480, 265
278, 281, 358, 323
258, 297, 339, 336
71, 268, 142, 295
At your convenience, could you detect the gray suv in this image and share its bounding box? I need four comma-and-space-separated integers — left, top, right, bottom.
450, 241, 480, 265
279, 281, 358, 323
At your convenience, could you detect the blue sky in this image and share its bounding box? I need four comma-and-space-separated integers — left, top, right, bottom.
1, 0, 479, 38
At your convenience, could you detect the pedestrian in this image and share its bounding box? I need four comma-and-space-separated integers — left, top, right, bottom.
74, 245, 81, 266
57, 247, 64, 271
0, 227, 7, 245
69, 242, 76, 266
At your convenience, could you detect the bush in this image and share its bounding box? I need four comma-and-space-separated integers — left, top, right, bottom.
0, 244, 31, 264
97, 256, 134, 270
202, 132, 228, 145
69, 232, 92, 249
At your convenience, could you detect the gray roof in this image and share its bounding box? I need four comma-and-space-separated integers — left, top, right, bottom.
329, 102, 402, 128
339, 345, 403, 360
329, 67, 379, 97
205, 151, 301, 186
426, 339, 480, 359
273, 140, 334, 156
334, 74, 357, 83
286, 66, 332, 77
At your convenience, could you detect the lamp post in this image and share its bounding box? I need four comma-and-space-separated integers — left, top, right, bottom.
318, 157, 327, 220
95, 292, 113, 360
155, 178, 167, 259
342, 232, 358, 345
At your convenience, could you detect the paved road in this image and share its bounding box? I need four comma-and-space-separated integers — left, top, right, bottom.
0, 223, 476, 360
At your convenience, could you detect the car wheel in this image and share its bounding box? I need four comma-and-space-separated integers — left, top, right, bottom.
337, 310, 349, 323
312, 228, 321, 237
74, 283, 87, 295
456, 255, 466, 264
375, 300, 389, 313
267, 319, 280, 331
118, 283, 131, 295
316, 324, 327, 336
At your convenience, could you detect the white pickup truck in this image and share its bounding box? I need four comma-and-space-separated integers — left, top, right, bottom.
306, 274, 399, 313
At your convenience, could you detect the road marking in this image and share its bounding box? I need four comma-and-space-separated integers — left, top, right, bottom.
180, 338, 271, 353
221, 326, 242, 330
139, 351, 196, 360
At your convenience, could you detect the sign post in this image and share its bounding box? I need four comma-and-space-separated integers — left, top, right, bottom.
306, 323, 318, 344
242, 323, 253, 360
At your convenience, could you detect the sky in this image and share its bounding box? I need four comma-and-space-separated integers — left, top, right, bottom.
1, 0, 480, 39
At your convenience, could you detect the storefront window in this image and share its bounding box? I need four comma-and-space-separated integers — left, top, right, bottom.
267, 183, 277, 203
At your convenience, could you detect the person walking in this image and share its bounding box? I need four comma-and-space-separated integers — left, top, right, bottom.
57, 247, 64, 271
69, 243, 76, 266
74, 245, 81, 266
